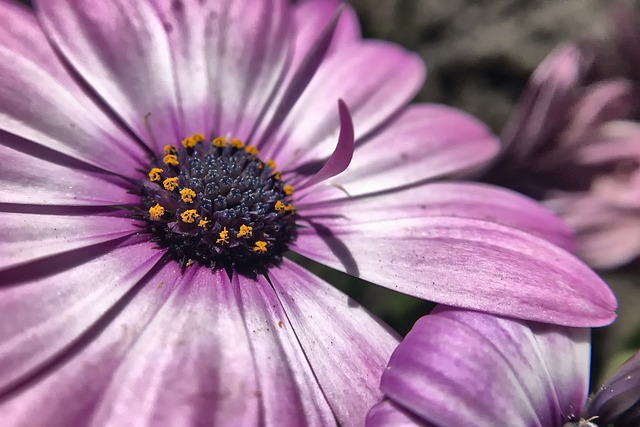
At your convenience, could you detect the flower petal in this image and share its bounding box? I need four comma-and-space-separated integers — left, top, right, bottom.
375, 307, 590, 426
79, 267, 260, 426
499, 43, 583, 169
0, 212, 137, 271
36, 0, 181, 151
293, 216, 616, 326
272, 41, 425, 170
0, 141, 136, 207
270, 259, 399, 426
235, 274, 335, 426
291, 0, 360, 73
366, 400, 429, 427
296, 100, 354, 191
148, 0, 292, 140
0, 239, 163, 397
0, 2, 146, 175
319, 105, 499, 196
586, 350, 640, 425
299, 182, 576, 252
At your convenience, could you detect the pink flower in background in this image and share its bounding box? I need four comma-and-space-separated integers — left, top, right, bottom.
485, 6, 640, 269
0, 0, 616, 425
367, 306, 640, 427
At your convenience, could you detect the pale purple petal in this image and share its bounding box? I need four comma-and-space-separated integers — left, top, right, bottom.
549, 195, 640, 269
299, 182, 576, 252
293, 217, 616, 326
0, 213, 137, 270
0, 260, 178, 424
79, 267, 260, 426
36, 0, 180, 151
296, 100, 354, 191
319, 105, 499, 196
270, 259, 399, 427
500, 43, 583, 167
586, 350, 640, 425
0, 240, 163, 397
235, 274, 335, 426
0, 1, 146, 175
291, 0, 361, 72
149, 0, 292, 140
0, 141, 137, 206
373, 307, 589, 426
271, 41, 425, 170
366, 401, 428, 427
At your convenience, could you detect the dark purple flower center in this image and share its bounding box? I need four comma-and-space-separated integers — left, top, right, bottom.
138, 133, 297, 275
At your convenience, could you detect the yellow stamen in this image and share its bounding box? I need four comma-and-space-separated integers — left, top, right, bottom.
272, 171, 282, 180
148, 204, 165, 220
283, 185, 294, 196
163, 154, 179, 166
212, 136, 227, 147
237, 224, 253, 238
148, 167, 163, 182
266, 160, 276, 169
163, 145, 177, 155
180, 188, 197, 203
216, 227, 229, 244
198, 218, 210, 229
253, 241, 267, 253
180, 209, 199, 223
284, 203, 296, 212
181, 133, 205, 148
245, 146, 259, 156
163, 177, 179, 191
231, 138, 245, 149
274, 200, 286, 212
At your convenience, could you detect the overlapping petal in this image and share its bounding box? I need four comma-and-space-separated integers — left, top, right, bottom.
269, 259, 399, 426
299, 182, 575, 251
368, 307, 590, 426
0, 239, 163, 398
293, 216, 616, 326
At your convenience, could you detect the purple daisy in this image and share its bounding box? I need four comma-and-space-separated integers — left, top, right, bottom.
367, 307, 640, 427
484, 7, 640, 269
0, 0, 616, 424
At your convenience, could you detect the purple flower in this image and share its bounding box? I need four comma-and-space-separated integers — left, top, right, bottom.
485, 8, 640, 269
367, 306, 640, 427
0, 0, 616, 424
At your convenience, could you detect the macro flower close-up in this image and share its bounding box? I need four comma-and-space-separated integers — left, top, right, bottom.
0, 0, 620, 425
366, 306, 640, 427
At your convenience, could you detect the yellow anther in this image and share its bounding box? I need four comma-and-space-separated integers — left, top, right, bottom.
245, 146, 259, 156
231, 138, 245, 149
275, 200, 286, 212
253, 241, 268, 253
283, 185, 294, 196
180, 188, 197, 203
163, 154, 179, 166
198, 218, 210, 229
284, 203, 296, 212
163, 145, 177, 155
216, 227, 229, 244
212, 136, 227, 147
148, 204, 165, 220
180, 209, 199, 223
148, 167, 163, 182
237, 224, 253, 238
266, 160, 276, 169
163, 177, 179, 191
181, 133, 205, 148
272, 171, 282, 180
